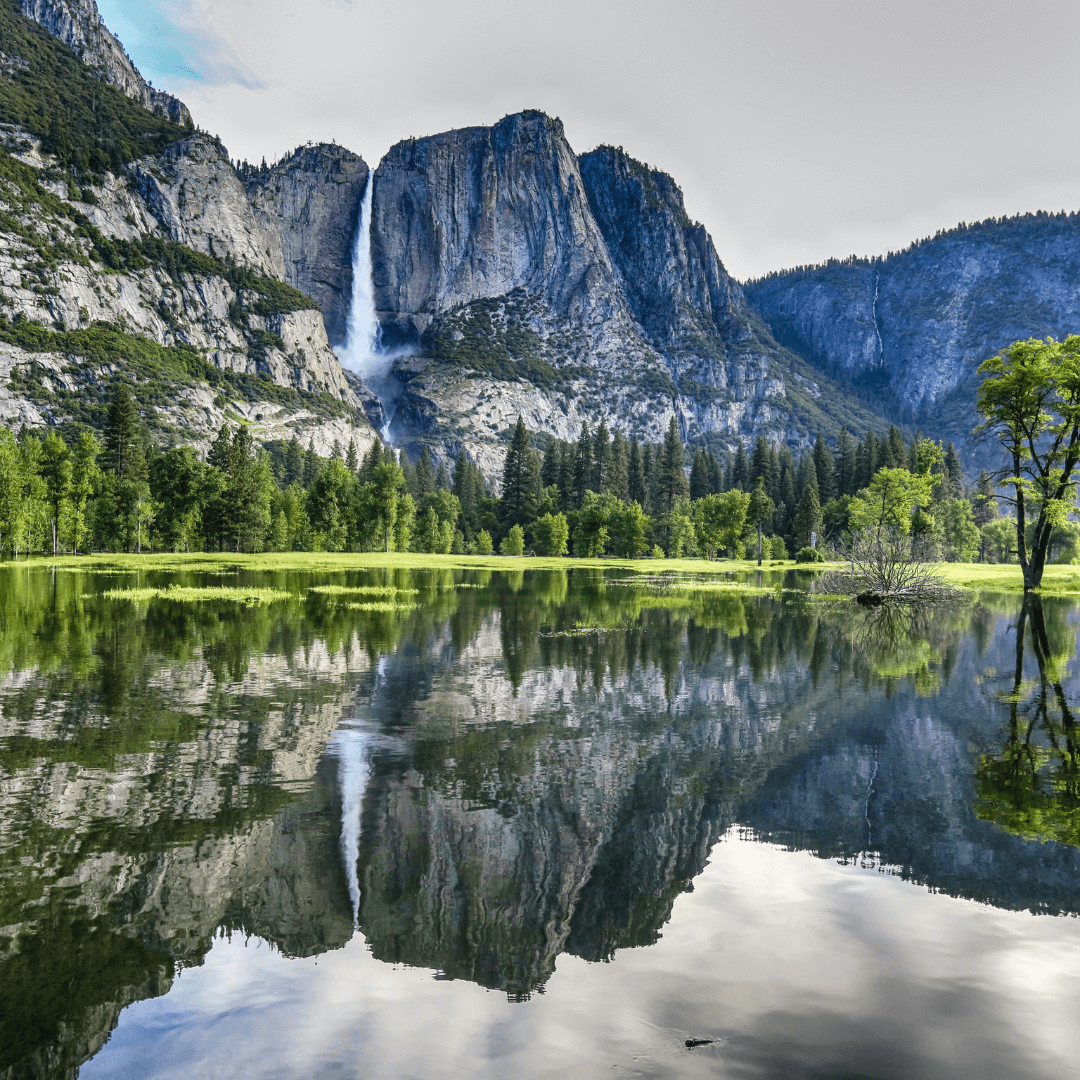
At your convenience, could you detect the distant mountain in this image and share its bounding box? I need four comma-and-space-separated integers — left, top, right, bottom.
6, 0, 1080, 476
361, 111, 885, 475
744, 213, 1080, 465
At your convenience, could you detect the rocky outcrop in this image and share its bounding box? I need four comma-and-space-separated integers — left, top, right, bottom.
744, 213, 1080, 457
131, 135, 285, 276
20, 0, 191, 126
365, 112, 884, 468
579, 145, 744, 348
244, 145, 370, 346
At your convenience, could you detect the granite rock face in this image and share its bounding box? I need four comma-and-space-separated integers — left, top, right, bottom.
744, 213, 1080, 456
244, 145, 370, 346
131, 135, 286, 277
20, 0, 191, 125
365, 111, 882, 470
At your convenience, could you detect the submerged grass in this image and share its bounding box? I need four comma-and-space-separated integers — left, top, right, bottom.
344, 601, 418, 612
101, 585, 291, 605
307, 585, 419, 597
11, 550, 1080, 594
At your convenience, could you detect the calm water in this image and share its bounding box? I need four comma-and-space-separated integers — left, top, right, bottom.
1, 566, 1078, 1080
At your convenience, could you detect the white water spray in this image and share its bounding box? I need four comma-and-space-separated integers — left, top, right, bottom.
335, 177, 404, 443
333, 726, 374, 928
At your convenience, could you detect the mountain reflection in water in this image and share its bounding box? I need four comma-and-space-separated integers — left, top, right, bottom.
0, 566, 1078, 1079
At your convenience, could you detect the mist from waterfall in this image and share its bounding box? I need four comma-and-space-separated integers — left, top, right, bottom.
335, 176, 405, 443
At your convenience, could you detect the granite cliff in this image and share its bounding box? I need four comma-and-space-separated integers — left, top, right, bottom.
20, 0, 191, 125
365, 111, 884, 475
0, 0, 378, 455
744, 213, 1080, 460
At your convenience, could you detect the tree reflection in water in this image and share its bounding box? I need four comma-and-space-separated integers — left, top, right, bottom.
975, 596, 1080, 847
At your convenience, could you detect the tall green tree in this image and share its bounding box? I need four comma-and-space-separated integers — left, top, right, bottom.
976, 336, 1080, 590
38, 432, 71, 555
748, 477, 776, 566
68, 430, 100, 556
501, 416, 534, 525
793, 470, 823, 551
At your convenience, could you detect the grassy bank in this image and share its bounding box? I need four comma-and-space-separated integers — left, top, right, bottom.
4, 552, 1080, 592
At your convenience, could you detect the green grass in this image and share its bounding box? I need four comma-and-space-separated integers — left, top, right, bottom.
11, 552, 1080, 594
6, 551, 797, 575
100, 584, 292, 605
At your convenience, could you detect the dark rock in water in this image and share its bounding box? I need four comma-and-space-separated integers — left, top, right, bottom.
685, 1038, 715, 1048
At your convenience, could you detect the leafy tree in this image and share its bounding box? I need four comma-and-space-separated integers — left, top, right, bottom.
532, 512, 569, 556
977, 335, 1080, 590
0, 429, 26, 555
695, 490, 750, 559
573, 491, 616, 556
611, 500, 650, 558
748, 478, 775, 565
472, 528, 493, 555
848, 467, 935, 536
368, 460, 406, 552
500, 524, 525, 556
939, 498, 980, 561
981, 517, 1016, 563
150, 446, 205, 552
68, 430, 100, 555
38, 432, 70, 555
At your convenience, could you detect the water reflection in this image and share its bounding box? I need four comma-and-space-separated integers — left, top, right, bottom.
0, 567, 1078, 1077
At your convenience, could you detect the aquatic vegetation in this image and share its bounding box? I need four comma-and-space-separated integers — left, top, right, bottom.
101, 585, 291, 605
308, 585, 420, 597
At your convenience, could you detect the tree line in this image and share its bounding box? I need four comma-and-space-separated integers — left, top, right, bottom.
0, 382, 1076, 565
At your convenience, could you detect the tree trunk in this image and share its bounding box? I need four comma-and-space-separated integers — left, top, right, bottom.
757, 521, 763, 566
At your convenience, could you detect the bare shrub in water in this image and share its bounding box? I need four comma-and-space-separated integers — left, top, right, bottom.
819, 528, 963, 604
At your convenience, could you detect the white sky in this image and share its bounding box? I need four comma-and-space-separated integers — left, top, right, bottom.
96, 0, 1080, 282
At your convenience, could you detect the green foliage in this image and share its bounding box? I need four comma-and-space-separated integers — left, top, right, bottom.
500, 523, 525, 556
424, 292, 561, 388
531, 512, 569, 556
977, 335, 1080, 589
796, 545, 825, 563
0, 2, 191, 179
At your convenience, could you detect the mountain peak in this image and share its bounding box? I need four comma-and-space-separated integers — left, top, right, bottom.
20, 0, 191, 125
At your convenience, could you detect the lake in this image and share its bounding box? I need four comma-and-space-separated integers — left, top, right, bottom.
1, 564, 1078, 1079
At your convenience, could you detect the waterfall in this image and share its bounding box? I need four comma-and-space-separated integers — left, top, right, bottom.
335, 176, 401, 443
333, 726, 374, 929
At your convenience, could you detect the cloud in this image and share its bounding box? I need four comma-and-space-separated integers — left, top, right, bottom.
99, 0, 1080, 280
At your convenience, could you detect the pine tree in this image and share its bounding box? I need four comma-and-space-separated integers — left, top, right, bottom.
500, 416, 532, 525
304, 438, 320, 487
103, 384, 146, 484
346, 438, 358, 472
732, 440, 749, 491
541, 440, 561, 488
414, 446, 435, 500
608, 430, 629, 500
706, 450, 722, 495
690, 449, 709, 501
656, 417, 688, 517
793, 470, 822, 551
628, 436, 644, 506
834, 427, 855, 496
943, 441, 964, 499
813, 434, 834, 502
573, 421, 592, 509
591, 418, 610, 493
558, 441, 575, 512
284, 436, 304, 486
854, 429, 878, 490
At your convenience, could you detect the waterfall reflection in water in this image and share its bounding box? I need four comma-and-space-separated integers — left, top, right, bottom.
2, 567, 1080, 1080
